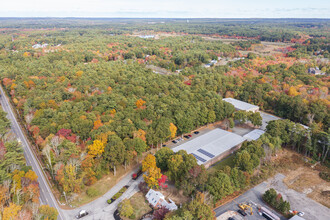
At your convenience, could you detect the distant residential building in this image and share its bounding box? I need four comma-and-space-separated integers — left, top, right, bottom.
146, 189, 178, 211
139, 35, 155, 39
222, 98, 259, 112
308, 67, 325, 75
32, 43, 48, 49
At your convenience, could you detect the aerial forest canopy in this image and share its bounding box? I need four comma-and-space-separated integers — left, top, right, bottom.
0, 18, 328, 196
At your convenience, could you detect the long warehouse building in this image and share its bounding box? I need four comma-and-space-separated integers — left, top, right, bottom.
172, 128, 246, 168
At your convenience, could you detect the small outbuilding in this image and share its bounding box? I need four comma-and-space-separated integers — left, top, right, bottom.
172, 128, 246, 168
223, 98, 259, 112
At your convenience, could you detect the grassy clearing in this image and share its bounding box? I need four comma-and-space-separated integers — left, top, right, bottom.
209, 154, 235, 174
122, 192, 152, 220
70, 164, 136, 207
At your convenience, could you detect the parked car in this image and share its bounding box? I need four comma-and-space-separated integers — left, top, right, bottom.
237, 209, 247, 216
184, 135, 190, 139
132, 169, 142, 180
162, 144, 166, 147
193, 131, 200, 134
172, 140, 177, 144
76, 210, 89, 219
228, 218, 235, 220
188, 134, 192, 137
298, 212, 305, 217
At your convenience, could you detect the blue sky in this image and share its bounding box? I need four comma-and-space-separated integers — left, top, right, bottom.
1, 0, 329, 18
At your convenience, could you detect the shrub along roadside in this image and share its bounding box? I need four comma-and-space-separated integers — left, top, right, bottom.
107, 185, 129, 204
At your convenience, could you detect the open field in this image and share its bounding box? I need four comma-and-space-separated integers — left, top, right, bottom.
283, 166, 330, 208
70, 163, 139, 208
209, 154, 236, 174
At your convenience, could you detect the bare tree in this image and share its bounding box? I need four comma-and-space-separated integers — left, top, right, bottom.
42, 144, 54, 178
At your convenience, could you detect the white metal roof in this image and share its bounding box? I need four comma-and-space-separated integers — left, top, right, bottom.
223, 98, 259, 111
145, 189, 177, 210
172, 128, 246, 165
146, 189, 165, 207
243, 129, 265, 141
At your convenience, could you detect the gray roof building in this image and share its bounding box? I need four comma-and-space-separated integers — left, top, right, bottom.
223, 98, 259, 112
172, 128, 246, 167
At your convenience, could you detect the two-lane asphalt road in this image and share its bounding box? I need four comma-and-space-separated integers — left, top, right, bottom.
0, 85, 65, 220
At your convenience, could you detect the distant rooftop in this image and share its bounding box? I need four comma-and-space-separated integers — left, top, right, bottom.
172, 128, 246, 165
223, 98, 259, 112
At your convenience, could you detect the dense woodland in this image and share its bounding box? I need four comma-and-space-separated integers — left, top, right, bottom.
0, 19, 328, 213
0, 109, 58, 220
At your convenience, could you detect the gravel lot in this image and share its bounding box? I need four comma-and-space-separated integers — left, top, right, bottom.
214, 173, 330, 220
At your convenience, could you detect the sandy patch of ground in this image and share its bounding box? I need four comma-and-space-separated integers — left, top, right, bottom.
158, 184, 189, 205
283, 166, 330, 208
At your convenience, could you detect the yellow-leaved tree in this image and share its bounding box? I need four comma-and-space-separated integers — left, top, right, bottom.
25, 170, 38, 182
2, 203, 21, 220
288, 86, 299, 96
88, 140, 105, 157
144, 167, 162, 189
169, 123, 177, 139
142, 154, 156, 172
142, 154, 162, 189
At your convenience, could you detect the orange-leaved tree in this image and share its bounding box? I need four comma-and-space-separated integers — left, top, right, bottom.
135, 98, 146, 108
93, 119, 103, 130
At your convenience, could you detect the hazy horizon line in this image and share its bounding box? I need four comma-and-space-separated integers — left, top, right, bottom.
0, 17, 329, 19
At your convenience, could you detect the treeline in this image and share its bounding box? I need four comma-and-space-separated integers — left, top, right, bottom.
0, 109, 58, 220
289, 38, 330, 58
231, 40, 261, 50
2, 18, 329, 42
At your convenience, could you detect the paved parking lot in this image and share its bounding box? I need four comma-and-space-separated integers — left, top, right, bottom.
165, 126, 213, 149
214, 173, 330, 220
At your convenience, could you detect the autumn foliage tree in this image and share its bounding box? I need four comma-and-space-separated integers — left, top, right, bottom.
169, 123, 177, 139
135, 98, 146, 108
142, 154, 163, 188
88, 140, 105, 157
2, 203, 21, 220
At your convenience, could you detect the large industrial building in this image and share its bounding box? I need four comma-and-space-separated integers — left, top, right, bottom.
223, 98, 259, 112
172, 128, 246, 168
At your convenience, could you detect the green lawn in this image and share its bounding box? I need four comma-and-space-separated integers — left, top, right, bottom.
209, 154, 236, 173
